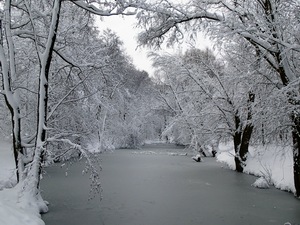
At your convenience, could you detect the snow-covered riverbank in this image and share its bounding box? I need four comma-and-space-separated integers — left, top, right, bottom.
217, 142, 295, 193
0, 140, 45, 225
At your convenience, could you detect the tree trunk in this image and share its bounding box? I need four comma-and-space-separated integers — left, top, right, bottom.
32, 0, 62, 188
4, 96, 24, 182
233, 113, 243, 172
98, 109, 107, 151
234, 92, 255, 173
292, 112, 300, 198
239, 123, 253, 168
0, 0, 25, 182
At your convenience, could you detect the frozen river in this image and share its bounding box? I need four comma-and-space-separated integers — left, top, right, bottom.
42, 143, 300, 225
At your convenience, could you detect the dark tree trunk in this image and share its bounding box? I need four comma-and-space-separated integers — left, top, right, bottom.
234, 92, 255, 173
292, 112, 300, 198
199, 145, 207, 157
233, 113, 243, 172
34, 0, 62, 188
283, 72, 300, 197
239, 92, 255, 168
239, 123, 253, 169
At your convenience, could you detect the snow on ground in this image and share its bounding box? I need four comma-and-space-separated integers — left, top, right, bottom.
131, 150, 188, 156
0, 140, 16, 190
0, 184, 45, 225
252, 177, 270, 189
217, 142, 295, 193
132, 150, 157, 155
144, 139, 166, 144
0, 140, 45, 225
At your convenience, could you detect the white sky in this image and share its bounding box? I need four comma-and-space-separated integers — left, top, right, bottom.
96, 15, 211, 77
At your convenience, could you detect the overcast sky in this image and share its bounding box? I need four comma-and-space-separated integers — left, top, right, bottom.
96, 15, 211, 77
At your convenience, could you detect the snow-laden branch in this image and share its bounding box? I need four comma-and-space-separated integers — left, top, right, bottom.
47, 73, 91, 121
53, 48, 109, 69
137, 0, 300, 53
154, 91, 180, 114
184, 67, 234, 133
4, 0, 17, 82
138, 10, 222, 47
24, 0, 42, 63
47, 137, 102, 199
41, 0, 61, 67
35, 0, 61, 148
0, 1, 23, 150
0, 46, 18, 111
14, 86, 38, 95
12, 27, 109, 69
70, 0, 137, 16
60, 88, 101, 104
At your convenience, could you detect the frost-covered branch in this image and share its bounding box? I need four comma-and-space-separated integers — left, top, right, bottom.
47, 137, 102, 199
71, 0, 137, 16
136, 0, 300, 54
47, 73, 90, 121
59, 88, 101, 104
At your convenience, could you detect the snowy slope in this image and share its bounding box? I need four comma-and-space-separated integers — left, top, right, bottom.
217, 142, 295, 194
0, 140, 16, 189
0, 140, 45, 225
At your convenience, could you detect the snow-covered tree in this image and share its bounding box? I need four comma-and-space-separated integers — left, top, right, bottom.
151, 48, 257, 165
135, 0, 300, 197
0, 0, 148, 212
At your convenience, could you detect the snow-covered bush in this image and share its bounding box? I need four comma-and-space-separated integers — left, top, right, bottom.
252, 177, 270, 189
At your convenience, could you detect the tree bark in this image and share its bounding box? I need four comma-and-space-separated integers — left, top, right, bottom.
31, 0, 62, 189
239, 123, 253, 165
0, 1, 24, 182
234, 92, 255, 173
4, 96, 24, 182
233, 113, 243, 172
292, 112, 300, 198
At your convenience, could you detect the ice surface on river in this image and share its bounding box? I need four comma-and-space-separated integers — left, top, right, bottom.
42, 143, 300, 225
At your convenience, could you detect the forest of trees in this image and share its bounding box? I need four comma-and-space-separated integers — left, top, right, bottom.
0, 0, 300, 213
135, 0, 300, 197
0, 0, 167, 212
